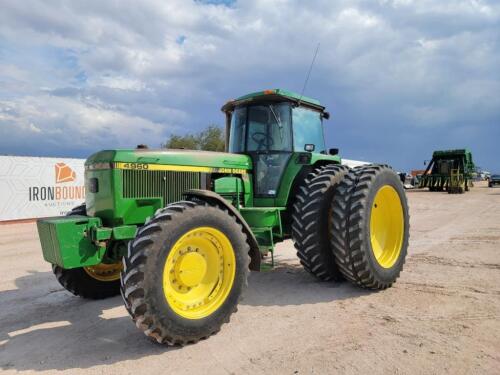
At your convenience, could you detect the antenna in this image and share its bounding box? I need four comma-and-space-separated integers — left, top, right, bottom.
297, 42, 320, 106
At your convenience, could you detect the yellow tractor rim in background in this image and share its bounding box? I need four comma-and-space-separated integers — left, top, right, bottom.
163, 227, 236, 320
83, 262, 122, 282
370, 185, 404, 268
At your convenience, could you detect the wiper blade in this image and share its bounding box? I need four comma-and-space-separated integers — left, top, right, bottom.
269, 104, 284, 141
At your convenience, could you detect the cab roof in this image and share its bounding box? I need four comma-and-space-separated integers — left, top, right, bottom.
221, 88, 325, 112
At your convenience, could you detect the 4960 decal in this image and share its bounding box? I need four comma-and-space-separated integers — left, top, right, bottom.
120, 163, 149, 170
113, 162, 247, 174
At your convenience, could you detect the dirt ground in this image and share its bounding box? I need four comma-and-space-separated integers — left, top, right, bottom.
0, 181, 499, 374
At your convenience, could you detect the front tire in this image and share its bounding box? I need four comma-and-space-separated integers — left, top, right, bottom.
331, 165, 410, 289
121, 201, 250, 345
53, 264, 122, 299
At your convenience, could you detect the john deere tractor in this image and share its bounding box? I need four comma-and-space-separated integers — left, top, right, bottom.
37, 89, 410, 345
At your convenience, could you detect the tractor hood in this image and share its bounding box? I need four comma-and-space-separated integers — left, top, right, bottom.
85, 149, 252, 172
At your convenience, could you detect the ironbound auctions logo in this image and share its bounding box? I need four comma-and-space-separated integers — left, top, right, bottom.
28, 163, 86, 201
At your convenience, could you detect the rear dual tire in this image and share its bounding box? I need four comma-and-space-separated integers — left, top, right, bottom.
292, 164, 409, 289
331, 165, 410, 289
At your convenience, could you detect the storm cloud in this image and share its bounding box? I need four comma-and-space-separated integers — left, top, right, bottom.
0, 0, 499, 171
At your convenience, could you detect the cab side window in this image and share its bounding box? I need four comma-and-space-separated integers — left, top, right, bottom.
292, 107, 325, 153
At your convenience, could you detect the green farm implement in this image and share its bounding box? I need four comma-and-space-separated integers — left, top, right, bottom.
419, 149, 475, 194
37, 89, 410, 345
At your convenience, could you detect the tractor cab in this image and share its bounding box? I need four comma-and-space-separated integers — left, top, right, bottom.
222, 89, 329, 198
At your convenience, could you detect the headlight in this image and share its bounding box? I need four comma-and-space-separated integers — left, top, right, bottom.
85, 163, 113, 170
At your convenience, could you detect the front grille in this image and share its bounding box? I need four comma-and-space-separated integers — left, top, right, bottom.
122, 169, 203, 205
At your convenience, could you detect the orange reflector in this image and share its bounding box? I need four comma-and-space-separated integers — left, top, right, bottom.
263, 89, 275, 94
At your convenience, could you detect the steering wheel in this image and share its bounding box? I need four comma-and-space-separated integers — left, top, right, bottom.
251, 132, 274, 151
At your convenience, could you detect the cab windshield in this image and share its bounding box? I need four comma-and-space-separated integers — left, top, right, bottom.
228, 103, 292, 153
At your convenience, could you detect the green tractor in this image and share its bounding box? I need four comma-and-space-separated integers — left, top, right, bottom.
37, 89, 410, 345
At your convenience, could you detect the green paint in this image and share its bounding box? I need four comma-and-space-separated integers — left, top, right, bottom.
112, 225, 138, 240
92, 226, 112, 241
37, 216, 105, 269
214, 176, 244, 194
86, 149, 252, 169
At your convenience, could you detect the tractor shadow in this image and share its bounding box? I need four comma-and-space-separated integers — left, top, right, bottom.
0, 252, 370, 372
0, 270, 174, 372
242, 258, 371, 307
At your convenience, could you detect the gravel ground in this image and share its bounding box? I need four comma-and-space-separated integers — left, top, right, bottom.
0, 181, 499, 374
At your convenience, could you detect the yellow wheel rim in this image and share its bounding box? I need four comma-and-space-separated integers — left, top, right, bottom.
370, 185, 404, 268
163, 227, 236, 320
83, 262, 122, 282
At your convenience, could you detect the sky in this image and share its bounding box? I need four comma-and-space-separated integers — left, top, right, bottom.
0, 0, 499, 172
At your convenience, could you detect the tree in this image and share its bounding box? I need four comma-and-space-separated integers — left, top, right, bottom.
162, 125, 225, 152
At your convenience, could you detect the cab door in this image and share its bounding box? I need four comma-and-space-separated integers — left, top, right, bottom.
245, 104, 292, 199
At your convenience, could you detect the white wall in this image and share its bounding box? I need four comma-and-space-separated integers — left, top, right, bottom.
0, 156, 86, 221
342, 159, 371, 168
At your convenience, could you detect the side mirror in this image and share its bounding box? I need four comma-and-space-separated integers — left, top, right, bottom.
304, 144, 315, 152
323, 111, 330, 120
329, 148, 339, 156
424, 160, 427, 165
